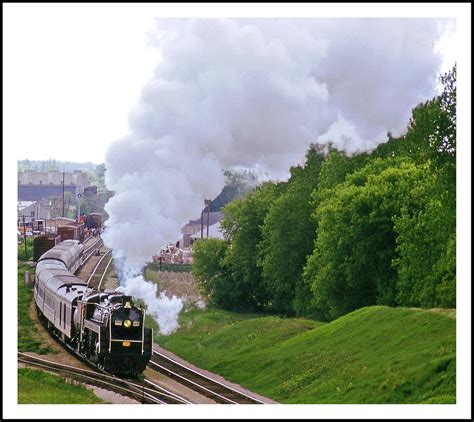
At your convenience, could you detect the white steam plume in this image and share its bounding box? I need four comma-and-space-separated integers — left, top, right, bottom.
103, 18, 452, 333
116, 272, 183, 336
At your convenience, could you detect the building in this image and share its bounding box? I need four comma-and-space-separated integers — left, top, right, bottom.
190, 221, 225, 242
18, 170, 90, 202
180, 211, 224, 248
17, 200, 51, 226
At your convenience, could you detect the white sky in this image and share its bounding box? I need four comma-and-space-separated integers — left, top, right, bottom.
4, 3, 161, 164
3, 3, 471, 420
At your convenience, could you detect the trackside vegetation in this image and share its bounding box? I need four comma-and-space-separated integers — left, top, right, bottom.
192, 66, 456, 321
18, 368, 106, 404
18, 262, 53, 354
155, 306, 455, 404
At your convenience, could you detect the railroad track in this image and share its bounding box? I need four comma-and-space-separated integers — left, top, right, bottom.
63, 238, 267, 404
86, 248, 113, 289
18, 352, 189, 404
148, 349, 267, 404
82, 237, 104, 261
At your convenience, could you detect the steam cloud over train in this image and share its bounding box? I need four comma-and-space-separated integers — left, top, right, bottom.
34, 239, 153, 376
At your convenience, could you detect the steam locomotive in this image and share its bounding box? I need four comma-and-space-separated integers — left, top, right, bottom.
34, 239, 153, 376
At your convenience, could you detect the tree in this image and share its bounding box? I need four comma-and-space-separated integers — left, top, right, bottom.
192, 238, 231, 308
38, 159, 60, 171
219, 181, 282, 311
258, 146, 325, 315
304, 158, 431, 320
391, 65, 456, 308
393, 188, 456, 308
78, 191, 101, 215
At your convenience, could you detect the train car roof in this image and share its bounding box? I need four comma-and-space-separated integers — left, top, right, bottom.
38, 240, 83, 263
39, 271, 87, 299
36, 259, 66, 271
36, 261, 87, 288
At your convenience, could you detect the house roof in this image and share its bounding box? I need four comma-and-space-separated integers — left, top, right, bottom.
18, 201, 35, 210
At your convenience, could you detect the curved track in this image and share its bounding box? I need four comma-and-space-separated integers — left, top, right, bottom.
149, 349, 267, 404
18, 352, 189, 404
30, 235, 270, 404
86, 249, 113, 289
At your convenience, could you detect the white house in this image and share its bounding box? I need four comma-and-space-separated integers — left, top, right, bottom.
17, 200, 51, 226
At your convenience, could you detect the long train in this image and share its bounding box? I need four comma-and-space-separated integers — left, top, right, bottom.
34, 239, 153, 376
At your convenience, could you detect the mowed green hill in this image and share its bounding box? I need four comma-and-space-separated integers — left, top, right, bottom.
154, 306, 455, 404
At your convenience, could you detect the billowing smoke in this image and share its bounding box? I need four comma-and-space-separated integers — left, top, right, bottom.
103, 18, 452, 333
116, 273, 183, 335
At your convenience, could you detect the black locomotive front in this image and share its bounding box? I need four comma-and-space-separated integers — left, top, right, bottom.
106, 299, 153, 374
78, 293, 153, 376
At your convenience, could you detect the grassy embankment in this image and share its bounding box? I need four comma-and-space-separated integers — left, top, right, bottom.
17, 243, 106, 404
18, 253, 53, 354
18, 368, 106, 404
151, 306, 455, 404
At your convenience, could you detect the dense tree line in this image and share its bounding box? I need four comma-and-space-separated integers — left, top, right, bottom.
192, 67, 456, 320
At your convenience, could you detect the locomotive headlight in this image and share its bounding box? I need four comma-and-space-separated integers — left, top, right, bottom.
123, 319, 132, 328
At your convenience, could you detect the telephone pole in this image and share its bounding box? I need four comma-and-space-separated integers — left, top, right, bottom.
22, 215, 27, 259
62, 171, 65, 218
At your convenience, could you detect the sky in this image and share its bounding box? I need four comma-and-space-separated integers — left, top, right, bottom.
3, 3, 472, 420
3, 3, 461, 165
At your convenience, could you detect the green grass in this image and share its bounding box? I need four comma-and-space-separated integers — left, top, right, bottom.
18, 237, 34, 261
18, 368, 106, 404
17, 263, 54, 354
154, 306, 455, 404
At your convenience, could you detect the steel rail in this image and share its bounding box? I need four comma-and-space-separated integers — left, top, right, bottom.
152, 349, 266, 404
148, 359, 237, 404
149, 350, 266, 404
18, 352, 166, 404
86, 249, 112, 286
83, 238, 103, 257
142, 378, 193, 404
97, 254, 114, 290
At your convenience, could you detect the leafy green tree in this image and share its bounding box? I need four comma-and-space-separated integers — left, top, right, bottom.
192, 238, 231, 308
316, 147, 370, 194
393, 187, 455, 308
38, 159, 60, 171
219, 181, 282, 311
18, 160, 32, 172
304, 159, 431, 320
78, 191, 101, 215
391, 65, 456, 308
258, 146, 325, 315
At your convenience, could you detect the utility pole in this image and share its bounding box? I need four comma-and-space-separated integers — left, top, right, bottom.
200, 209, 204, 239
206, 203, 210, 238
62, 171, 65, 218
22, 215, 27, 259
77, 193, 82, 222
204, 199, 211, 239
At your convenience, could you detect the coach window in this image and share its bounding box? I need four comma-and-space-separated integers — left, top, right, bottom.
60, 303, 62, 324
63, 304, 67, 327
